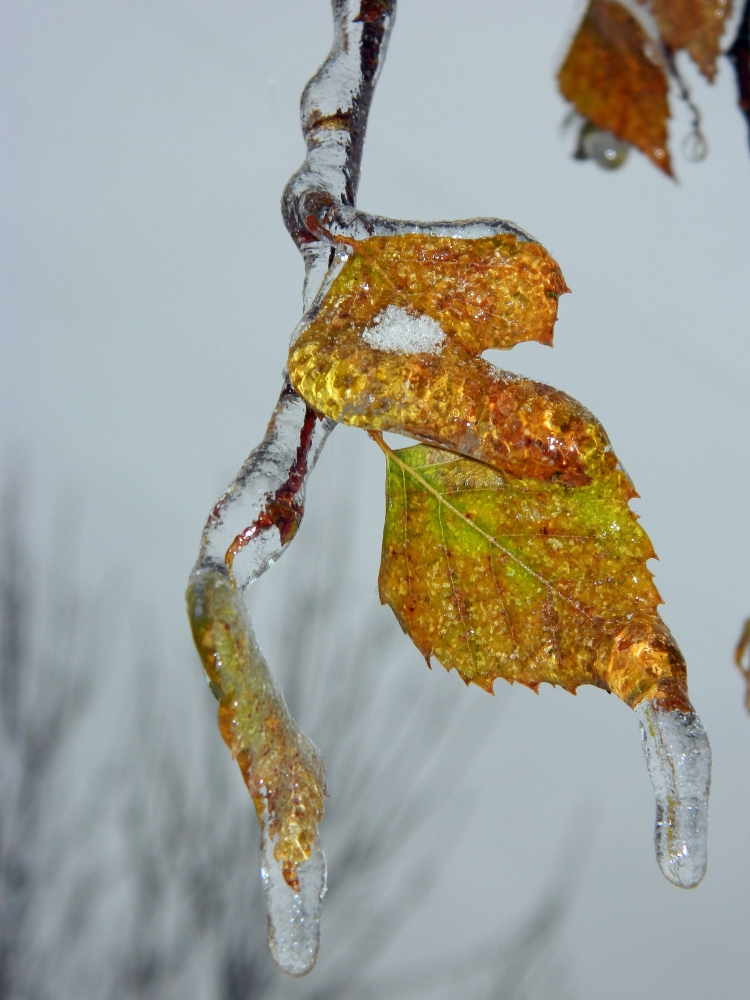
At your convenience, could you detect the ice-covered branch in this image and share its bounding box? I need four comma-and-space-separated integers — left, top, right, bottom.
196, 0, 397, 590
187, 0, 397, 977
283, 0, 396, 298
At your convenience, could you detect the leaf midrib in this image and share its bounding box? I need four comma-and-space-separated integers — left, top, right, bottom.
371, 432, 595, 621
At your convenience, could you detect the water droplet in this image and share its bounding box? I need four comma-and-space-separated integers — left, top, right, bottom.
578, 122, 630, 171
683, 130, 708, 163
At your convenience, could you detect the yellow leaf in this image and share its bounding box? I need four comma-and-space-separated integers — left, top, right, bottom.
639, 0, 733, 81
558, 0, 673, 175
375, 435, 692, 712
289, 232, 618, 487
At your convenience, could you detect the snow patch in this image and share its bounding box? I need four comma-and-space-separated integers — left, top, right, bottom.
362, 304, 445, 355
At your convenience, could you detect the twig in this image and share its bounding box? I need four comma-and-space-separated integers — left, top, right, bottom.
194, 1, 397, 594
186, 1, 399, 973
727, 0, 750, 152
663, 47, 708, 162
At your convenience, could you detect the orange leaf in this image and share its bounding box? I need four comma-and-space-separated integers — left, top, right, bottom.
288, 232, 619, 487
558, 0, 673, 175
639, 0, 733, 81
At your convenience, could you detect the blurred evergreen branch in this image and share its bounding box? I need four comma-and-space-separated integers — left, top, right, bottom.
0, 483, 580, 999
0, 474, 96, 999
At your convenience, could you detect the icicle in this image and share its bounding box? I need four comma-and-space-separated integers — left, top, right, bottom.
260, 814, 327, 977
636, 700, 711, 888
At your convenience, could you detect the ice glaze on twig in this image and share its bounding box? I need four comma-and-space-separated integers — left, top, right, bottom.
187, 0, 397, 977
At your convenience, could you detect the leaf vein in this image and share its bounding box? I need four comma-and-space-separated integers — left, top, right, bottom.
436, 501, 479, 674
371, 432, 595, 623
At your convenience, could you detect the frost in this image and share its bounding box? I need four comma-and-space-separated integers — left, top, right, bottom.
362, 304, 445, 355
260, 812, 327, 977
636, 701, 711, 888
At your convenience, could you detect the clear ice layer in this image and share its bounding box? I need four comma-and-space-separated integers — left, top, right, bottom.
282, 2, 397, 250
636, 701, 712, 888
260, 817, 327, 977
197, 377, 333, 591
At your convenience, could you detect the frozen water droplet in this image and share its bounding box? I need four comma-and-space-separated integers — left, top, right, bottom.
260, 817, 327, 976
635, 702, 711, 888
578, 122, 629, 170
682, 129, 708, 163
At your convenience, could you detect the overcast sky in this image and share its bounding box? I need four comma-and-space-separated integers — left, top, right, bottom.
3, 2, 750, 997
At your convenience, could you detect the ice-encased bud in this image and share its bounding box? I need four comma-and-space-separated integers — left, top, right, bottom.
260, 817, 327, 977
636, 701, 711, 888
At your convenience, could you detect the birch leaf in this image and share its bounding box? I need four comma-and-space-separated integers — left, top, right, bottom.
638, 0, 733, 81
375, 436, 691, 711
289, 232, 617, 487
558, 0, 673, 175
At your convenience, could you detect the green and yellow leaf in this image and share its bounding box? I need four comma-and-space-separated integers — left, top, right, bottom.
376, 436, 690, 710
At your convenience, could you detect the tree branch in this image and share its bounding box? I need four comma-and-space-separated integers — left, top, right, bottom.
186, 1, 398, 976
728, 0, 750, 152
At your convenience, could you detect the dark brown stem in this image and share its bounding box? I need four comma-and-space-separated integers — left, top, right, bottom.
727, 0, 750, 152
282, 1, 397, 251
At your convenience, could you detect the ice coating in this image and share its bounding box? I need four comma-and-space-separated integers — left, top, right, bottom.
260, 818, 327, 977
198, 377, 333, 592
188, 0, 399, 977
636, 701, 712, 888
186, 567, 326, 886
303, 207, 534, 249
282, 1, 397, 256
362, 304, 445, 355
579, 123, 630, 170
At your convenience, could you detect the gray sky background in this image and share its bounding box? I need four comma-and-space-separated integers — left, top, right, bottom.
2, 2, 750, 997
